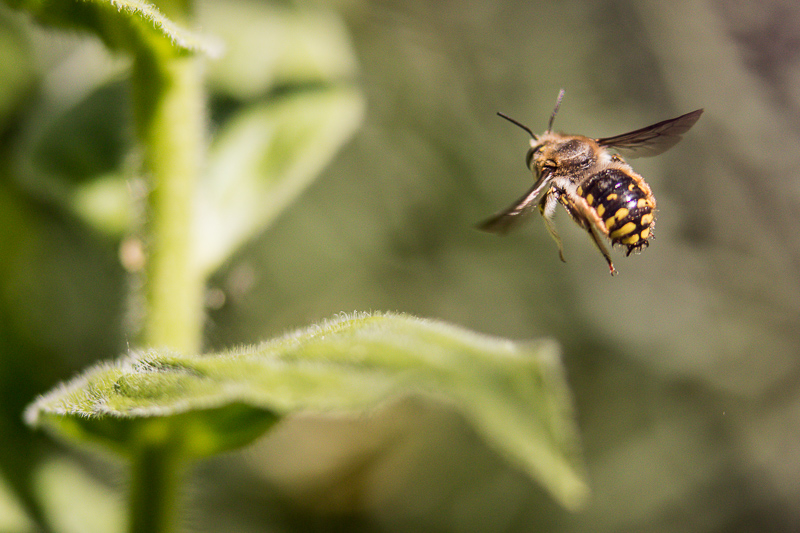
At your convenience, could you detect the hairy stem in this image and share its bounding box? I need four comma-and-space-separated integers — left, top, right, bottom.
133, 47, 205, 354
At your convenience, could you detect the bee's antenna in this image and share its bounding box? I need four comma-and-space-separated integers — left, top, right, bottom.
547, 89, 565, 133
497, 112, 537, 140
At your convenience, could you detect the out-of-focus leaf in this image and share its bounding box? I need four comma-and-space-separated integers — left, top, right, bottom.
195, 87, 364, 276
72, 172, 135, 235
0, 8, 36, 130
200, 0, 358, 99
34, 457, 123, 533
16, 78, 128, 220
29, 81, 130, 187
9, 74, 136, 236
5, 0, 222, 56
0, 473, 32, 532
0, 183, 124, 361
25, 312, 588, 510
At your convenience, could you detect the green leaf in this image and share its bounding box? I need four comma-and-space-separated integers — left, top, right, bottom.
25, 313, 588, 510
29, 81, 130, 186
0, 9, 36, 130
71, 172, 135, 236
200, 0, 358, 99
195, 86, 365, 276
0, 473, 32, 532
10, 71, 135, 236
95, 0, 222, 55
6, 0, 222, 57
34, 457, 124, 533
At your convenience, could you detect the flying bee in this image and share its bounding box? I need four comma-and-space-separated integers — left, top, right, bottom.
480, 90, 703, 275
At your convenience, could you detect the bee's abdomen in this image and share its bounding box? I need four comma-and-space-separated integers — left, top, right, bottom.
577, 169, 655, 254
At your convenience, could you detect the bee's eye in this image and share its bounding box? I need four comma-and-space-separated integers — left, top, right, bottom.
526, 145, 544, 169
525, 148, 535, 169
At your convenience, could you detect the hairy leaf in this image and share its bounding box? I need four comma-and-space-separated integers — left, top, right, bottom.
5, 0, 222, 56
26, 313, 588, 509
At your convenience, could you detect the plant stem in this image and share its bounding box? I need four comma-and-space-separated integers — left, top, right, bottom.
133, 47, 205, 355
128, 444, 184, 533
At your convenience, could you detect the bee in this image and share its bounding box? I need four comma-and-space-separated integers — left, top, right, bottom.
480, 90, 702, 275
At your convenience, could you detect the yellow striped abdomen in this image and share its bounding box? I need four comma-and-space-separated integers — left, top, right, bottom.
577, 169, 655, 255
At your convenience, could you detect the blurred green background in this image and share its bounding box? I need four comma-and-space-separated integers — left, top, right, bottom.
1, 0, 799, 531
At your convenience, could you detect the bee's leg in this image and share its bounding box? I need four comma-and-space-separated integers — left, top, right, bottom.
555, 189, 618, 276
586, 225, 618, 276
538, 191, 566, 262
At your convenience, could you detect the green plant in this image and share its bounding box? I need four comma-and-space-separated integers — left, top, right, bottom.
1, 0, 588, 531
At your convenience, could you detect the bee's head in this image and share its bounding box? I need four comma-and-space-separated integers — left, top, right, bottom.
498, 89, 565, 170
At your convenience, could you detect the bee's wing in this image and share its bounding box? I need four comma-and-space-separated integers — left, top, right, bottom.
596, 109, 703, 158
478, 172, 553, 234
